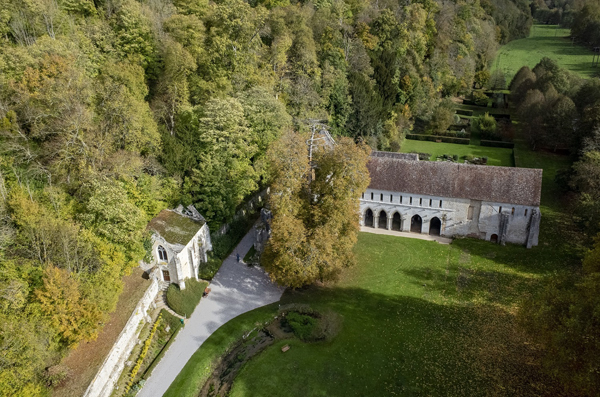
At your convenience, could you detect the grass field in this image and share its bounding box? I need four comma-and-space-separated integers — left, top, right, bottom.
493, 24, 597, 82
401, 139, 514, 166
165, 146, 578, 397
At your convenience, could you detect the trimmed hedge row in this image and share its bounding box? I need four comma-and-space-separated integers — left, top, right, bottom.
406, 134, 470, 145
480, 140, 514, 148
456, 109, 474, 116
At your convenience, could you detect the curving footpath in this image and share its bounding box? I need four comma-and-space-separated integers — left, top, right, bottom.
138, 228, 285, 397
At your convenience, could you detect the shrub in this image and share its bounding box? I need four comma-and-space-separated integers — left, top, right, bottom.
166, 279, 209, 317
472, 90, 489, 106
471, 112, 497, 137
211, 211, 259, 260
43, 365, 70, 387
285, 312, 318, 341
405, 134, 470, 145
198, 256, 222, 280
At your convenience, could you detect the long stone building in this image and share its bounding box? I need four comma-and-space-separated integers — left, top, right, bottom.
360, 151, 542, 248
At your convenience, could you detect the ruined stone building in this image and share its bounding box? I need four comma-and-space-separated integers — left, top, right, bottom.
360, 151, 542, 248
147, 205, 212, 288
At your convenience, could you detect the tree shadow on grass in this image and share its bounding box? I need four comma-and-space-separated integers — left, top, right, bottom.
229, 286, 567, 397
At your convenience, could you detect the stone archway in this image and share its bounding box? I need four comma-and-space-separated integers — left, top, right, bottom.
490, 234, 498, 243
378, 210, 388, 229
392, 212, 401, 231
410, 215, 422, 233
429, 217, 441, 236
365, 209, 374, 227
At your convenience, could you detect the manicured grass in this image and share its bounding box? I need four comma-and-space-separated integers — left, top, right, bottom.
493, 24, 597, 82
164, 305, 277, 396
166, 147, 577, 397
166, 279, 209, 318
401, 139, 514, 166
227, 229, 571, 396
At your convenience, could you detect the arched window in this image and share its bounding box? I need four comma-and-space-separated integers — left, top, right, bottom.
524, 209, 528, 217
371, 192, 374, 200
511, 207, 515, 215
380, 193, 383, 201
158, 246, 168, 262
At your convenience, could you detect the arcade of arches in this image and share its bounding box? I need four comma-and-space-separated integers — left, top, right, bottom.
363, 209, 442, 236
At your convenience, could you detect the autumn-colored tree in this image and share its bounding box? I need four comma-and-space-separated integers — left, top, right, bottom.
34, 266, 103, 348
262, 131, 370, 287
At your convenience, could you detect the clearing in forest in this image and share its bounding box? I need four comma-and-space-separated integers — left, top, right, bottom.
493, 24, 597, 81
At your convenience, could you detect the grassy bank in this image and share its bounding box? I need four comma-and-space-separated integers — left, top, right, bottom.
493, 24, 597, 81
166, 279, 209, 318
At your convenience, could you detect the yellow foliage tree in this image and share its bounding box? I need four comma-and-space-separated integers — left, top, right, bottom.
262, 131, 371, 287
34, 266, 103, 348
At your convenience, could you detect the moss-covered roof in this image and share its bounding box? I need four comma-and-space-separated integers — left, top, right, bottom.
147, 209, 205, 245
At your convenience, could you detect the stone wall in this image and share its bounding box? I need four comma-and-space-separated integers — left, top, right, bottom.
360, 187, 540, 247
83, 271, 160, 397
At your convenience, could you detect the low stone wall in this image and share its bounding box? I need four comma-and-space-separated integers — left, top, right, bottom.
84, 272, 160, 397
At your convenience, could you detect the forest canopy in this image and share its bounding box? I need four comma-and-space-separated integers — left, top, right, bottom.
0, 0, 533, 394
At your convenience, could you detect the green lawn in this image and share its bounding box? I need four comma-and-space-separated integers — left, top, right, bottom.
401, 139, 514, 166
165, 147, 577, 397
166, 279, 209, 318
493, 24, 597, 82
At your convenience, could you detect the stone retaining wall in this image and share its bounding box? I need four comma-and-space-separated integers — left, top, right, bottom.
83, 271, 160, 397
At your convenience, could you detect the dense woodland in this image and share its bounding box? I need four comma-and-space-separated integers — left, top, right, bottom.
0, 0, 599, 394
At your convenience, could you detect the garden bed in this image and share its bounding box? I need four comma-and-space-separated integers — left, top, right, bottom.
112, 309, 182, 396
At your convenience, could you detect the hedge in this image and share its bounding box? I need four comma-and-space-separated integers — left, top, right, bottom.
406, 134, 470, 145
480, 140, 514, 148
456, 109, 474, 116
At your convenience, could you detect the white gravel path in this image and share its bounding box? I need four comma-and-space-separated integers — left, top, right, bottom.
138, 228, 284, 397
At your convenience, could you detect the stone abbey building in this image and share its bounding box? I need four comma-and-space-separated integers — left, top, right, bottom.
147, 205, 212, 289
360, 151, 542, 248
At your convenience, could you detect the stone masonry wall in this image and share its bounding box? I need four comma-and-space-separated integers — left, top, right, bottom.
83, 272, 160, 397
360, 187, 540, 247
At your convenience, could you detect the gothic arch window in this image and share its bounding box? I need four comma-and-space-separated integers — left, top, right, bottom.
158, 246, 168, 262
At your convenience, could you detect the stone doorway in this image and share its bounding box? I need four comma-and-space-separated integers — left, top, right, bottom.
162, 270, 171, 282
392, 212, 401, 231
429, 217, 441, 236
490, 234, 498, 243
410, 215, 422, 233
378, 211, 387, 229
365, 209, 374, 227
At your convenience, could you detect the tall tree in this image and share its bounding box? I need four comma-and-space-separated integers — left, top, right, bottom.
262, 131, 370, 287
